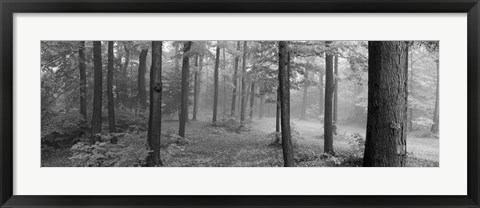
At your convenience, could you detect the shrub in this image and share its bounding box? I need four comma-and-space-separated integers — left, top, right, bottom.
409, 117, 437, 138
412, 117, 434, 131
325, 133, 365, 167
69, 132, 151, 167
41, 112, 87, 148
267, 122, 301, 147
115, 106, 148, 132
215, 116, 251, 133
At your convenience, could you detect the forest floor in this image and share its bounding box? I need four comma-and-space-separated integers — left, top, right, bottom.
42, 114, 439, 167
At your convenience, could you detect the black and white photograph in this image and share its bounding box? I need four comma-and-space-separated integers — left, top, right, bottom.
41, 40, 439, 167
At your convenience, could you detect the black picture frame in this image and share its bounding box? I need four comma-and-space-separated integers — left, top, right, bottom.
1, 0, 479, 207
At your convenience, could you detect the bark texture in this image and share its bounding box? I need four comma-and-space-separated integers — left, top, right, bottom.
107, 41, 116, 133
138, 49, 148, 110
78, 41, 87, 120
91, 41, 103, 137
324, 41, 335, 155
147, 41, 163, 166
363, 41, 408, 167
431, 59, 439, 133
179, 41, 192, 138
278, 41, 294, 167
240, 41, 248, 122
212, 45, 220, 124
231, 42, 240, 116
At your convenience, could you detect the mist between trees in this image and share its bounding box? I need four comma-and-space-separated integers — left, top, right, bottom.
41, 41, 439, 167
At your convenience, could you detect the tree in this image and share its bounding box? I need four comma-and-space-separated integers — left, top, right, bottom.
318, 67, 325, 117
222, 47, 228, 116
78, 41, 87, 120
259, 95, 265, 118
431, 59, 439, 133
147, 41, 163, 166
107, 41, 116, 134
275, 87, 281, 143
212, 45, 221, 124
240, 41, 248, 122
333, 55, 339, 134
231, 41, 240, 116
300, 67, 309, 120
91, 41, 103, 138
179, 41, 192, 138
249, 82, 255, 119
138, 49, 148, 110
117, 43, 130, 107
278, 41, 294, 167
324, 41, 335, 155
363, 41, 408, 167
192, 54, 201, 121
408, 47, 413, 131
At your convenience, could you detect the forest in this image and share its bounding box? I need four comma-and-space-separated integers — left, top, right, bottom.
41, 40, 439, 167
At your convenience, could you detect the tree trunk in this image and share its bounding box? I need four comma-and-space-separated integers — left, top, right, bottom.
91, 41, 103, 138
222, 48, 227, 117
318, 68, 324, 117
179, 41, 192, 138
175, 43, 182, 119
193, 55, 200, 121
278, 41, 294, 167
431, 59, 440, 133
107, 41, 116, 134
409, 48, 413, 131
332, 55, 339, 135
249, 82, 255, 119
333, 55, 339, 134
240, 41, 248, 122
212, 45, 221, 124
363, 41, 408, 167
117, 44, 130, 106
275, 88, 281, 143
300, 68, 308, 120
324, 42, 335, 155
231, 42, 240, 117
259, 95, 264, 118
205, 64, 209, 108
78, 41, 87, 120
147, 41, 163, 166
138, 49, 148, 110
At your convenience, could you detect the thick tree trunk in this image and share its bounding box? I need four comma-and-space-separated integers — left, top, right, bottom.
363, 41, 408, 167
78, 41, 87, 120
249, 82, 255, 119
278, 41, 294, 167
107, 41, 116, 134
193, 55, 200, 121
212, 45, 221, 124
324, 42, 335, 155
147, 41, 163, 166
91, 41, 103, 138
300, 68, 308, 120
431, 59, 440, 133
179, 41, 192, 138
138, 49, 148, 110
240, 41, 248, 122
333, 55, 339, 126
